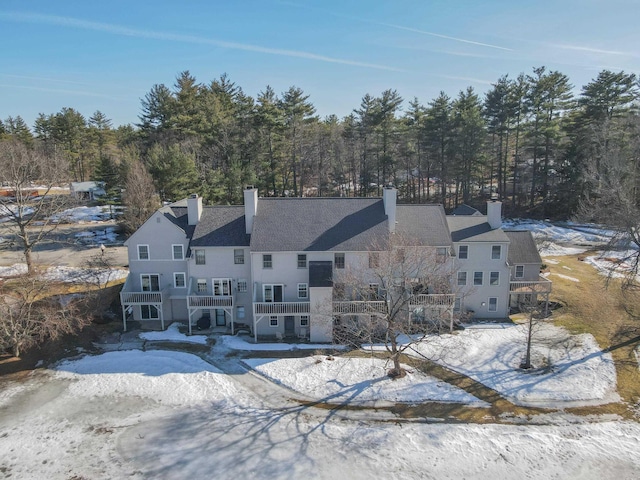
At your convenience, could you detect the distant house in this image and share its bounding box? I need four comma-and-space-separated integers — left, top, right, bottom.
70, 181, 105, 201
120, 188, 551, 341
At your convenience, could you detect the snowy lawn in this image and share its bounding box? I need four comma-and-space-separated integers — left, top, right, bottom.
584, 250, 640, 282
54, 350, 238, 405
1, 349, 640, 479
244, 356, 488, 406
503, 219, 613, 245
218, 334, 343, 351
0, 263, 128, 284
49, 205, 116, 223
400, 323, 619, 407
139, 322, 209, 345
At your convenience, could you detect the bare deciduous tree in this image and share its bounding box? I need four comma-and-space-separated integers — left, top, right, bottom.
120, 159, 160, 235
0, 140, 71, 275
0, 276, 88, 357
333, 235, 458, 378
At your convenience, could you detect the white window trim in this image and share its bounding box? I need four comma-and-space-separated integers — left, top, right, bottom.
297, 254, 307, 269
212, 278, 232, 296
515, 265, 525, 278
194, 249, 206, 265
300, 315, 309, 326
138, 244, 150, 260
490, 272, 500, 286
172, 244, 184, 260
491, 245, 502, 260
297, 283, 308, 299
237, 279, 248, 293
458, 245, 468, 259
269, 315, 278, 327
173, 272, 186, 288
196, 278, 207, 293
141, 304, 159, 320
234, 249, 245, 265
457, 271, 467, 286
263, 254, 273, 269
263, 284, 284, 303
236, 306, 245, 319
488, 297, 498, 312
474, 272, 483, 286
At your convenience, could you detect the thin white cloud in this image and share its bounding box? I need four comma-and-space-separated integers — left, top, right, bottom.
0, 83, 126, 101
378, 22, 512, 52
0, 11, 403, 72
553, 44, 640, 59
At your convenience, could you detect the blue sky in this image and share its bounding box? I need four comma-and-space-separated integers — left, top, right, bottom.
1, 0, 639, 127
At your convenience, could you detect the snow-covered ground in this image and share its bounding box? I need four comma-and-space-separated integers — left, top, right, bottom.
0, 263, 128, 284
0, 349, 639, 479
245, 356, 488, 406
402, 323, 619, 407
503, 219, 613, 245
49, 205, 115, 223
218, 334, 344, 351
139, 322, 209, 345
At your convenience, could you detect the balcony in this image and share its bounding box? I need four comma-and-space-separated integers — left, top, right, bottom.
509, 277, 553, 294
120, 275, 167, 304
253, 302, 310, 315
188, 295, 233, 308
333, 301, 388, 315
409, 293, 455, 309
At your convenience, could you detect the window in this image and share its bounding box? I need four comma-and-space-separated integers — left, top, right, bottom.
234, 249, 244, 264
334, 253, 345, 269
490, 272, 500, 286
195, 249, 205, 265
269, 316, 278, 327
172, 244, 184, 260
237, 279, 247, 293
174, 272, 186, 288
263, 254, 272, 269
436, 247, 448, 263
454, 297, 462, 312
457, 271, 467, 286
474, 272, 483, 286
515, 265, 524, 278
141, 274, 160, 291
197, 279, 207, 293
458, 245, 468, 259
369, 252, 380, 268
138, 245, 149, 260
300, 315, 309, 326
141, 305, 159, 319
491, 245, 502, 260
488, 297, 498, 312
236, 306, 245, 319
212, 279, 231, 296
297, 254, 307, 268
298, 283, 308, 299
368, 283, 380, 300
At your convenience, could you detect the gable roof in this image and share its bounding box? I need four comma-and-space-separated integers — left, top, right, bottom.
450, 204, 482, 216
250, 198, 389, 252
190, 206, 250, 247
505, 231, 542, 264
447, 216, 509, 242
396, 205, 452, 247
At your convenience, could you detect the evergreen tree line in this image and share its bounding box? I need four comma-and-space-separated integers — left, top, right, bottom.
1, 68, 638, 226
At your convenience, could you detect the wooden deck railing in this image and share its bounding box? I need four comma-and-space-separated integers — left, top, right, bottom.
254, 302, 310, 315
509, 277, 552, 294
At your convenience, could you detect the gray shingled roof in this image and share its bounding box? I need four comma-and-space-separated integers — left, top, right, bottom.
396, 205, 452, 247
447, 216, 510, 242
190, 206, 250, 247
161, 206, 195, 238
251, 198, 389, 252
450, 204, 482, 216
505, 231, 542, 264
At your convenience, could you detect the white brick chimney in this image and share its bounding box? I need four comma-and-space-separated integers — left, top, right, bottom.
383, 185, 397, 233
187, 194, 202, 225
244, 186, 258, 234
487, 200, 502, 230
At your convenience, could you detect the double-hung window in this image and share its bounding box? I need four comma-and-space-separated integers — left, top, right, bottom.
458, 245, 468, 259
515, 265, 524, 278
474, 272, 483, 286
457, 271, 467, 286
488, 297, 498, 312
138, 245, 149, 260
490, 272, 500, 286
237, 279, 248, 293
297, 254, 307, 268
234, 249, 244, 264
269, 316, 278, 327
263, 254, 272, 269
174, 272, 186, 288
195, 249, 205, 265
491, 245, 502, 260
172, 244, 184, 260
334, 253, 345, 269
300, 315, 309, 326
298, 283, 308, 299
197, 279, 207, 293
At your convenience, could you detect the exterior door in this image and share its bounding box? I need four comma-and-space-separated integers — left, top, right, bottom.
264, 284, 284, 302
273, 285, 284, 302
141, 274, 160, 291
284, 316, 295, 336
215, 309, 226, 326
